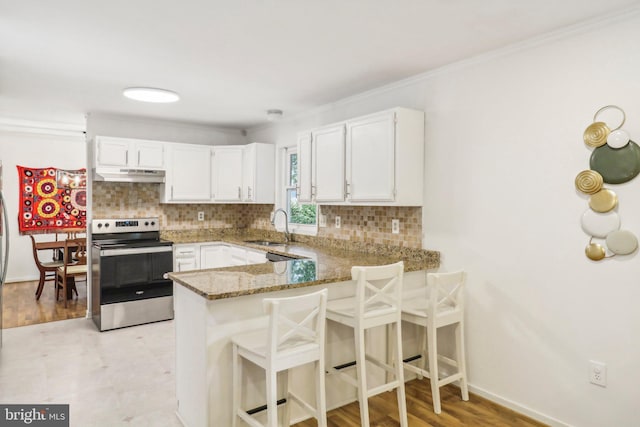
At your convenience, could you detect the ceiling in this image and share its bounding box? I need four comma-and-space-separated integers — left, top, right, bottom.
1, 0, 638, 130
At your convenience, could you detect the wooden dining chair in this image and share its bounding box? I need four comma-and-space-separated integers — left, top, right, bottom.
55, 237, 87, 308
30, 235, 64, 300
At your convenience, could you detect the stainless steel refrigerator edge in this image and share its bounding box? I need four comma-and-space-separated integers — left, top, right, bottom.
0, 161, 10, 348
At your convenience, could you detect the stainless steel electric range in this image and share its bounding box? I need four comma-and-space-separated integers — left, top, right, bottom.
91, 217, 173, 331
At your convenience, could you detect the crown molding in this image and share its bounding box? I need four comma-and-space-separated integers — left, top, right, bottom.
0, 116, 86, 137
86, 111, 244, 136
249, 3, 640, 133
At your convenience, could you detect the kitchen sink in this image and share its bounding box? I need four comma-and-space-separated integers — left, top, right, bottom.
243, 240, 286, 247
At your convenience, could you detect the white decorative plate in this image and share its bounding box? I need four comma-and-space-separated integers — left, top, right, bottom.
606, 129, 630, 149
581, 209, 620, 238
605, 230, 638, 255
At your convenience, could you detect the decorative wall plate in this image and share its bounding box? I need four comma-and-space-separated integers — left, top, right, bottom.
578, 106, 636, 261
584, 122, 610, 148
581, 209, 620, 238
588, 189, 618, 213
575, 170, 603, 194
607, 129, 630, 149
605, 230, 638, 255
585, 242, 606, 261
589, 140, 640, 184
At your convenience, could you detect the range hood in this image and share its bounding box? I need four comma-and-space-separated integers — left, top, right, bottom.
93, 167, 165, 183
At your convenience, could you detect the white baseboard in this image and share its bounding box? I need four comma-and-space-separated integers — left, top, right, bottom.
6, 274, 40, 283
175, 409, 187, 427
468, 383, 572, 427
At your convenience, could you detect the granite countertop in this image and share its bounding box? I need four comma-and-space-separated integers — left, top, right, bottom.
166, 229, 440, 300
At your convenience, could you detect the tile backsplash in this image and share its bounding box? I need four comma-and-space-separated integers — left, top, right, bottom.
317, 205, 422, 248
92, 182, 273, 230
92, 183, 422, 248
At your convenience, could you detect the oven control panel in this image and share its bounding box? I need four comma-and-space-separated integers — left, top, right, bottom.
92, 218, 160, 234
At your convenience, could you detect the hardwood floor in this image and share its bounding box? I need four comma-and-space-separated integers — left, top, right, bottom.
293, 379, 548, 427
1, 279, 87, 328
2, 282, 546, 427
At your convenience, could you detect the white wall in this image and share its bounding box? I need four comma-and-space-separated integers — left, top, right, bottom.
0, 130, 87, 282
248, 11, 640, 427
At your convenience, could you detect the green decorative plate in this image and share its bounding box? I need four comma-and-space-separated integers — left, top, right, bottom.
590, 140, 640, 184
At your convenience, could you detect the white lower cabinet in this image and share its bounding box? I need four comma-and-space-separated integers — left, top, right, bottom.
173, 244, 199, 272
200, 243, 230, 269
174, 242, 268, 272
246, 248, 268, 264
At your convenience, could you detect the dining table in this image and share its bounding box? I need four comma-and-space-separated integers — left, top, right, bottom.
30, 231, 86, 300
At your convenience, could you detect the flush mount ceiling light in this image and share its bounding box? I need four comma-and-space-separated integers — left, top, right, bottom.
266, 109, 283, 121
123, 87, 180, 103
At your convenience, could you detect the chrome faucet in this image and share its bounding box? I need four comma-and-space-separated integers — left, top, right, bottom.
271, 208, 291, 243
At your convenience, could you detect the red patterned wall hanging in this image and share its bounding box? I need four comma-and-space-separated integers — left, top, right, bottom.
17, 166, 87, 233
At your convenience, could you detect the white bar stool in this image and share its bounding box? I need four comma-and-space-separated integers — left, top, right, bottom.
326, 261, 408, 427
402, 270, 469, 414
231, 288, 328, 427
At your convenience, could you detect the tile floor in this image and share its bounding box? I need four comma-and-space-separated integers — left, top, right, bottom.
0, 318, 181, 427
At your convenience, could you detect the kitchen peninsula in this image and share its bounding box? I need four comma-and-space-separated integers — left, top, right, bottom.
168, 236, 439, 427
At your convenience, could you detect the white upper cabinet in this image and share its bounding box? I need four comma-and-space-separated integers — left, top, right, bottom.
211, 143, 275, 203
313, 124, 346, 202
296, 132, 313, 203
95, 136, 165, 169
162, 142, 276, 204
296, 107, 424, 206
135, 142, 165, 169
346, 111, 396, 202
242, 143, 275, 203
212, 146, 244, 202
162, 143, 212, 202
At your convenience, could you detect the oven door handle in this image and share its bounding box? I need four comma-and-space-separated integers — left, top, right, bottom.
100, 246, 173, 257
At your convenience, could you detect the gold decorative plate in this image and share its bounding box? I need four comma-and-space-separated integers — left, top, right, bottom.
575, 170, 603, 194
584, 122, 611, 148
585, 241, 606, 261
589, 189, 618, 213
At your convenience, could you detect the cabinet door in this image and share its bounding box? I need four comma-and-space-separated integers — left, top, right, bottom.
242, 143, 275, 203
346, 111, 396, 202
212, 147, 243, 201
96, 137, 130, 167
174, 244, 199, 272
175, 257, 197, 272
200, 244, 229, 269
246, 249, 267, 265
313, 125, 345, 202
296, 132, 313, 203
227, 246, 247, 266
169, 144, 212, 201
135, 142, 164, 169
242, 144, 256, 202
